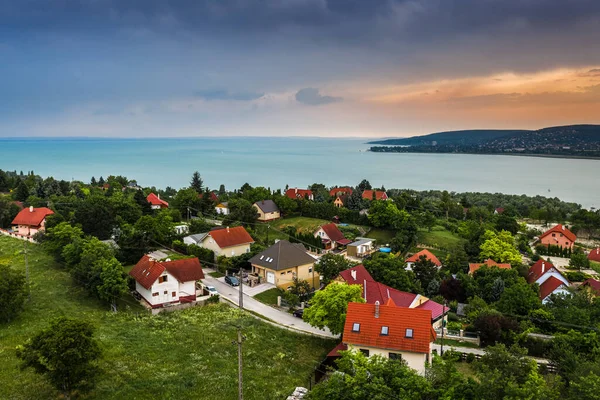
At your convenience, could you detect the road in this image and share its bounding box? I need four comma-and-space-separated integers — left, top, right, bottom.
202, 272, 335, 338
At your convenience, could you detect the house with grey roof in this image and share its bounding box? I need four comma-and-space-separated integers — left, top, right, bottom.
183, 232, 209, 246
253, 200, 281, 222
249, 240, 318, 289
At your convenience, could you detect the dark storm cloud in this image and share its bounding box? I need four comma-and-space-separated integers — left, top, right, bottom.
195, 89, 264, 102
295, 88, 342, 105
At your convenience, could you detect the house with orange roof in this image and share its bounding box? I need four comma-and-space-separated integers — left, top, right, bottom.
285, 188, 313, 200
405, 249, 442, 271
588, 248, 600, 263
147, 193, 169, 209
538, 224, 576, 249
329, 187, 353, 197
129, 255, 204, 309
197, 226, 254, 258
11, 206, 54, 236
314, 223, 351, 250
468, 259, 511, 275
361, 190, 388, 201
539, 276, 570, 304
342, 301, 436, 375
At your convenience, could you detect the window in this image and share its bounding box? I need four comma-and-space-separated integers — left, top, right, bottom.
172, 292, 176, 297
359, 349, 370, 357
405, 328, 414, 338
552, 233, 556, 237
164, 290, 168, 295
281, 272, 285, 276
288, 271, 292, 274
389, 352, 401, 360
381, 326, 389, 336
566, 242, 569, 245
560, 233, 563, 237
308, 268, 313, 273
158, 275, 168, 283
352, 323, 360, 332
152, 292, 159, 297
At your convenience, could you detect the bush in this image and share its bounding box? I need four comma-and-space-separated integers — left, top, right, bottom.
447, 321, 462, 331
518, 336, 551, 358
447, 312, 460, 322
565, 271, 588, 282
466, 353, 476, 363
205, 295, 220, 305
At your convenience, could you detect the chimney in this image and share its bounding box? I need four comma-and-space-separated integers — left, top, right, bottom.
351, 269, 356, 281
295, 188, 298, 194
29, 206, 33, 212
562, 225, 565, 230
226, 226, 230, 233
375, 301, 380, 318
157, 193, 160, 199
541, 262, 545, 274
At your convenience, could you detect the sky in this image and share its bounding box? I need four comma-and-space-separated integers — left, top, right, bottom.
1, 0, 600, 138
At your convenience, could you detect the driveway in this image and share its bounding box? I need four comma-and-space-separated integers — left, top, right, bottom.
202, 272, 335, 338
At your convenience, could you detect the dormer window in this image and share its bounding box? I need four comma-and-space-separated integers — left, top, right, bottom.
352, 323, 360, 332
158, 275, 168, 283
381, 326, 389, 336
405, 328, 413, 338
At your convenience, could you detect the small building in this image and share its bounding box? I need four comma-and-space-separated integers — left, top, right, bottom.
314, 223, 351, 250
361, 190, 388, 201
342, 300, 436, 375
198, 226, 254, 258
333, 195, 348, 208
285, 188, 314, 200
588, 248, 600, 263
253, 200, 280, 222
539, 276, 570, 304
346, 238, 375, 258
468, 259, 511, 275
183, 232, 209, 246
581, 278, 600, 296
11, 206, 54, 237
147, 193, 169, 209
129, 255, 204, 309
329, 187, 353, 197
527, 259, 569, 287
173, 224, 189, 235
215, 202, 230, 215
249, 240, 318, 289
494, 207, 505, 214
405, 249, 442, 271
538, 224, 576, 250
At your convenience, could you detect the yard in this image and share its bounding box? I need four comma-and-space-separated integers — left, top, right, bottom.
253, 287, 284, 306
0, 236, 335, 400
364, 228, 396, 245
417, 226, 464, 251
271, 216, 331, 234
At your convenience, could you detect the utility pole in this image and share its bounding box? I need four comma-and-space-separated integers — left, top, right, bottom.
238, 266, 244, 310
24, 240, 30, 302
233, 326, 245, 400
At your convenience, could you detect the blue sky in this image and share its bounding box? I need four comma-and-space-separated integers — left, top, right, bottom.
2, 0, 600, 137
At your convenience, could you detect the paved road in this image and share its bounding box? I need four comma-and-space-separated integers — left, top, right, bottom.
202, 272, 335, 338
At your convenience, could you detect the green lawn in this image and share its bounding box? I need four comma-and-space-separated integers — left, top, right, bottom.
0, 236, 335, 400
272, 216, 330, 234
454, 361, 478, 379
435, 338, 480, 349
417, 226, 464, 250
254, 287, 284, 306
590, 261, 600, 274
208, 271, 225, 278
365, 228, 396, 245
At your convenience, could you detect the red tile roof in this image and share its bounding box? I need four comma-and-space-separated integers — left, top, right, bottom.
343, 302, 435, 354
582, 278, 600, 295
468, 259, 511, 274
588, 248, 600, 263
147, 193, 169, 207
208, 226, 254, 248
327, 342, 348, 357
405, 249, 442, 267
539, 224, 576, 243
285, 188, 313, 200
319, 223, 347, 244
329, 187, 353, 197
495, 207, 505, 214
415, 300, 448, 320
527, 259, 558, 284
12, 207, 54, 227
129, 255, 204, 290
539, 275, 567, 301
198, 192, 220, 202
362, 190, 388, 200
338, 264, 375, 284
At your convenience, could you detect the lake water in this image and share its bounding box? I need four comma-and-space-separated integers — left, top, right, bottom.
1, 137, 599, 209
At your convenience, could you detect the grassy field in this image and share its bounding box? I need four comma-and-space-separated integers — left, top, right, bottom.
208, 271, 225, 278
253, 287, 284, 306
364, 228, 396, 245
0, 236, 335, 400
417, 226, 464, 250
435, 338, 480, 349
591, 261, 600, 274
271, 216, 330, 234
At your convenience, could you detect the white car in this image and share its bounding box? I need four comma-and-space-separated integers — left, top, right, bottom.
206, 286, 219, 296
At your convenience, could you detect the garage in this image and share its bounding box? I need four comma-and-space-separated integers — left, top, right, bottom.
266, 271, 275, 284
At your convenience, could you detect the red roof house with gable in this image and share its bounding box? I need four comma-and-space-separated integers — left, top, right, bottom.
197, 226, 255, 258
285, 188, 314, 200
539, 224, 576, 249
129, 255, 204, 309
362, 190, 388, 201
581, 278, 600, 296
11, 206, 54, 237
405, 249, 442, 270
329, 187, 353, 197
198, 191, 220, 202
527, 259, 568, 286
315, 223, 351, 250
147, 193, 169, 209
342, 301, 436, 375
588, 248, 600, 263
468, 259, 511, 275
539, 275, 569, 304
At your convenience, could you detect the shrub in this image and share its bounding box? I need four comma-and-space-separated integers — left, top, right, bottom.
205, 295, 220, 305
447, 321, 462, 331
466, 353, 476, 363
448, 312, 460, 322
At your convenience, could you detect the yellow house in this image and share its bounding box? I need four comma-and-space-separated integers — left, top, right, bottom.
333, 196, 346, 208
253, 200, 281, 222
249, 240, 319, 289
198, 226, 254, 259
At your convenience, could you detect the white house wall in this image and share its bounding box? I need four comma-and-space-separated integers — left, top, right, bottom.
347, 344, 429, 375
542, 287, 570, 304
136, 270, 180, 306
536, 270, 569, 287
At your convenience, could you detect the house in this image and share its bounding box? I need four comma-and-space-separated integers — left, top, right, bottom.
253, 200, 280, 222
538, 224, 576, 249
173, 224, 189, 235
468, 259, 511, 275
198, 226, 254, 258
249, 240, 318, 289
333, 195, 348, 208
215, 202, 230, 215
342, 300, 436, 375
285, 188, 314, 200
527, 259, 569, 287
362, 190, 388, 201
11, 206, 54, 236
129, 255, 205, 309
314, 223, 352, 250
588, 248, 600, 263
405, 249, 442, 271
147, 193, 169, 209
581, 278, 600, 296
335, 265, 448, 328
198, 192, 220, 202
183, 232, 209, 246
539, 276, 570, 304
329, 187, 353, 197
346, 238, 375, 258
494, 207, 505, 214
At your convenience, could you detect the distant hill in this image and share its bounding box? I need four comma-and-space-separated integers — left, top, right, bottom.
369, 125, 600, 158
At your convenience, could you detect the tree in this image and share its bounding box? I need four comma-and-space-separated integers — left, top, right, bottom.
17, 317, 101, 399
190, 171, 203, 193
357, 179, 372, 192
133, 189, 152, 215
445, 246, 469, 274
495, 214, 519, 235
172, 187, 202, 217
223, 198, 258, 226
90, 176, 97, 186
15, 180, 30, 202
218, 184, 226, 196
412, 255, 438, 291
289, 277, 311, 301
569, 372, 600, 399
303, 283, 364, 335
496, 281, 541, 316
315, 253, 354, 285
42, 222, 85, 262
363, 253, 417, 292
97, 258, 128, 312
569, 251, 590, 271
440, 190, 452, 219
73, 195, 116, 239
474, 312, 520, 347
479, 230, 522, 266
0, 265, 27, 323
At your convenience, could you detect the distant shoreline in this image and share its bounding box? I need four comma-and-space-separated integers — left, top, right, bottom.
366, 149, 600, 161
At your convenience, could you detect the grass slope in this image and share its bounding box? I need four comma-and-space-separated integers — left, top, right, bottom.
0, 236, 335, 400
254, 288, 284, 306
271, 216, 330, 234
417, 226, 464, 251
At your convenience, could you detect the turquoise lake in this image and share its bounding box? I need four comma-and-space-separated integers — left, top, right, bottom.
0, 137, 598, 209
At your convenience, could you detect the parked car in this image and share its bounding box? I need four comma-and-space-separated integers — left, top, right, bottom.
293, 309, 304, 318
225, 275, 240, 286
206, 286, 219, 296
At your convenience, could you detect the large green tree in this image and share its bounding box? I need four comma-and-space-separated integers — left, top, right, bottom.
363, 253, 417, 292
223, 198, 258, 226
97, 258, 129, 312
496, 281, 541, 316
0, 265, 27, 323
303, 283, 364, 335
190, 171, 203, 194
479, 230, 522, 265
315, 253, 355, 285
